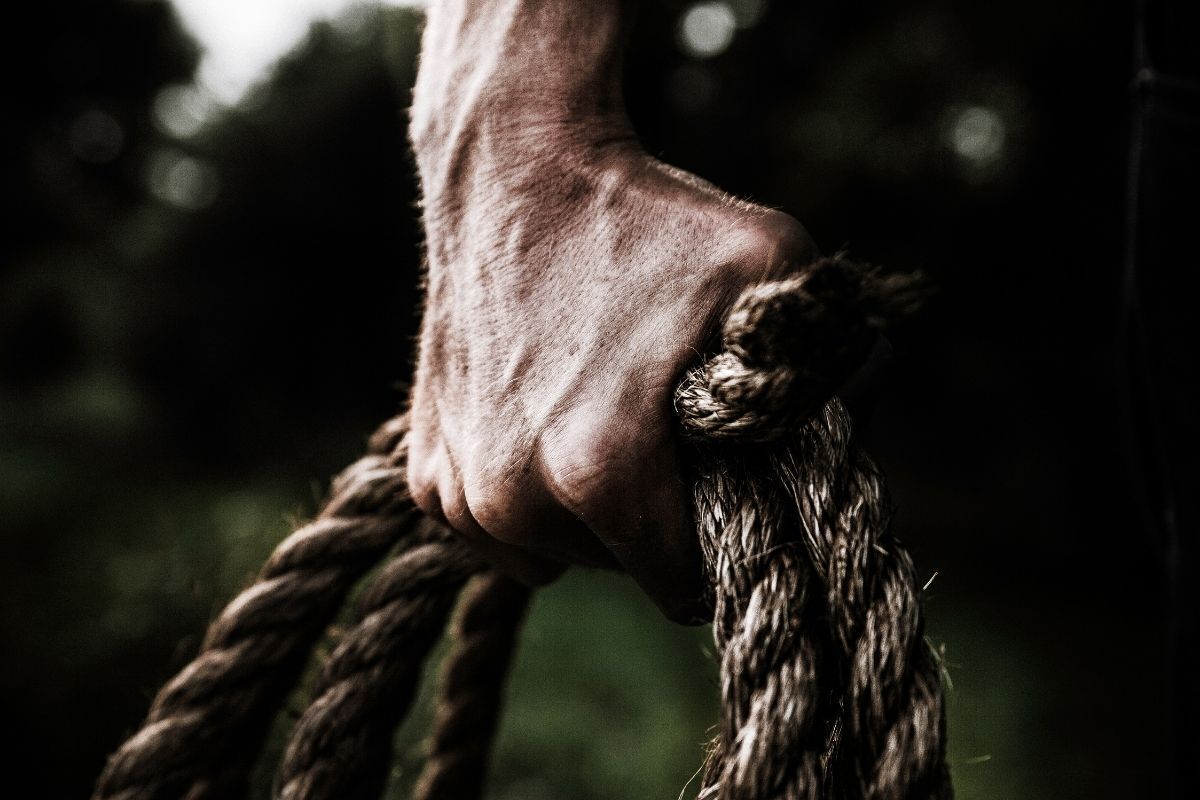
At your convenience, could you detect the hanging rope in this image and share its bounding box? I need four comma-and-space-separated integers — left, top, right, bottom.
413, 574, 532, 800
93, 255, 951, 800
275, 535, 482, 799
92, 417, 427, 800
676, 258, 950, 800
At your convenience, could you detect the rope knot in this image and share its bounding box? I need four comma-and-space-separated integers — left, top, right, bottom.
677, 255, 925, 442
95, 255, 950, 800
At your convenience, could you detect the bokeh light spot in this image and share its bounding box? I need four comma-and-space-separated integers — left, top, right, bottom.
153, 84, 222, 139
948, 106, 1006, 166
69, 109, 124, 164
146, 149, 220, 211
678, 2, 737, 59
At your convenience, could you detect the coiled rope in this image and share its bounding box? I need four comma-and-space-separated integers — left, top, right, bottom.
94, 255, 951, 800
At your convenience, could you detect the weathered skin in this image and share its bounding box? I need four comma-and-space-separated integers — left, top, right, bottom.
407, 0, 815, 622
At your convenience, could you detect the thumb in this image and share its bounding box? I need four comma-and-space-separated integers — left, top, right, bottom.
582, 436, 710, 625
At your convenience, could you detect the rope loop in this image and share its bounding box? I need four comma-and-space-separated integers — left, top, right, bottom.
677, 255, 925, 442
94, 256, 950, 800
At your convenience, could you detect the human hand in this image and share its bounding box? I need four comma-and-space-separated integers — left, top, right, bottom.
405, 0, 816, 623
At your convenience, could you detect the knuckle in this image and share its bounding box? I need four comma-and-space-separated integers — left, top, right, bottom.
438, 478, 472, 532
461, 479, 523, 546
459, 448, 537, 546
542, 421, 626, 521
405, 448, 442, 520
734, 210, 817, 278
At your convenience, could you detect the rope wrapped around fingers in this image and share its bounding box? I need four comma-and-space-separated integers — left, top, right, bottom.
676, 256, 951, 800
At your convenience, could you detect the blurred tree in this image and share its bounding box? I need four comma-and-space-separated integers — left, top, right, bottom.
0, 1, 1170, 798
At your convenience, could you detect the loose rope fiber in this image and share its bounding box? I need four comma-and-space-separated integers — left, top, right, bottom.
94, 255, 951, 800
677, 257, 950, 800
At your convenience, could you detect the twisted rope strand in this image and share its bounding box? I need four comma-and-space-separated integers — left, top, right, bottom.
95, 255, 949, 800
275, 530, 483, 800
676, 258, 925, 443
678, 261, 951, 800
693, 458, 831, 800
414, 573, 532, 800
93, 418, 418, 800
779, 404, 950, 800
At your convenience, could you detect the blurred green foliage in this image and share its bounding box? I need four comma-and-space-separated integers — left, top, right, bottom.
1, 1, 1168, 798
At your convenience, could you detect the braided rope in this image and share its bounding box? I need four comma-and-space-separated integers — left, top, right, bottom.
677, 258, 951, 800
414, 573, 532, 800
92, 417, 425, 800
689, 451, 832, 800
94, 255, 950, 800
276, 531, 483, 799
779, 421, 950, 799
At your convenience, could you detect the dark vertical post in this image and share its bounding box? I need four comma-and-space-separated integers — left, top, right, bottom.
1122, 2, 1200, 798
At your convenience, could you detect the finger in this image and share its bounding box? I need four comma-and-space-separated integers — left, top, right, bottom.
465, 470, 621, 570
453, 524, 568, 587
567, 432, 709, 625
441, 478, 567, 587
415, 435, 565, 587
603, 448, 708, 624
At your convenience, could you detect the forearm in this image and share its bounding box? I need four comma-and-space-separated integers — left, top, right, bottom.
410, 0, 634, 186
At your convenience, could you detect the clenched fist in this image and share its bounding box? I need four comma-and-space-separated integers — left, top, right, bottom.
406, 0, 815, 622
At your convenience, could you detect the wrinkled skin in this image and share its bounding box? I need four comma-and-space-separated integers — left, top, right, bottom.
407, 0, 816, 622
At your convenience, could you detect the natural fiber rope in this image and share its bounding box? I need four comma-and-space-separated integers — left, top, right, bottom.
688, 450, 832, 800
92, 416, 426, 800
94, 255, 950, 800
677, 257, 950, 800
275, 532, 483, 799
413, 573, 532, 800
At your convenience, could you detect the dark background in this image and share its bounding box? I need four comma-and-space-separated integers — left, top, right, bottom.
1, 1, 1168, 797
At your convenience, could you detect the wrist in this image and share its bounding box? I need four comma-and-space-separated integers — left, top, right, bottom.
409, 0, 632, 169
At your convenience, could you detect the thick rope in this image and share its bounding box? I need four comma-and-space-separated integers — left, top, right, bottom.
94, 255, 950, 800
93, 417, 422, 800
688, 450, 832, 800
676, 258, 925, 443
275, 530, 483, 799
677, 257, 951, 800
413, 573, 532, 800
780, 420, 949, 800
